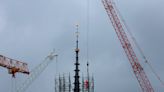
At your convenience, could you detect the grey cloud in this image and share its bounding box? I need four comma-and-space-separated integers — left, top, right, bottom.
0, 0, 164, 92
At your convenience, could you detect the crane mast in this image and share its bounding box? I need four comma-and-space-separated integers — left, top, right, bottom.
102, 0, 154, 92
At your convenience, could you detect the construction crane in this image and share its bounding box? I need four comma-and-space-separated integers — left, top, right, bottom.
0, 55, 29, 78
102, 0, 154, 92
16, 50, 58, 92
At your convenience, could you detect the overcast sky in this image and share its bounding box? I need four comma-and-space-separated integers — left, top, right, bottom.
0, 0, 164, 92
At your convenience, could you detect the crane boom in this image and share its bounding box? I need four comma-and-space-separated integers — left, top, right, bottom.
16, 51, 58, 92
0, 55, 29, 77
102, 0, 154, 92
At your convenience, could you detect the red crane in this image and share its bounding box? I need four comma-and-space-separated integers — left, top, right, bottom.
0, 54, 29, 78
102, 0, 154, 92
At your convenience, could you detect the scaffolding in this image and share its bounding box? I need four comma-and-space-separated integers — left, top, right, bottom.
81, 76, 94, 92
55, 74, 72, 92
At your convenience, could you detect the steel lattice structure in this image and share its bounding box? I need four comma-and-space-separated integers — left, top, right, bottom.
102, 0, 154, 92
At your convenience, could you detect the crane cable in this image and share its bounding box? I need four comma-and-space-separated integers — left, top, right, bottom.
11, 77, 14, 92
11, 76, 17, 92
112, 0, 164, 87
87, 0, 90, 62
86, 0, 90, 92
110, 1, 144, 90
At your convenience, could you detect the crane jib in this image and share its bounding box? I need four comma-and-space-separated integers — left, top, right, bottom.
102, 0, 154, 92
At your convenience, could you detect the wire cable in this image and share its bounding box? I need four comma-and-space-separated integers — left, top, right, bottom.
86, 0, 90, 92
86, 0, 90, 63
112, 1, 164, 87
